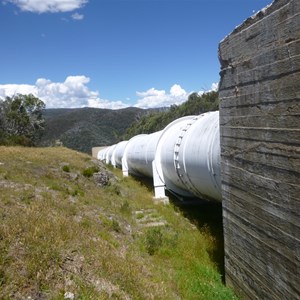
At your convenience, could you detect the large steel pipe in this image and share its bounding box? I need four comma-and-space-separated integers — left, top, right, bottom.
98, 111, 221, 202
105, 145, 117, 165
111, 141, 128, 168
122, 131, 162, 177
97, 147, 110, 161
153, 111, 221, 201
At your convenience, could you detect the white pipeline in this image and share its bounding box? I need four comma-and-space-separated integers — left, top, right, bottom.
97, 111, 221, 202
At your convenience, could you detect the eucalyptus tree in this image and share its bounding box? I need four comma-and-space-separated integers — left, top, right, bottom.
0, 94, 45, 146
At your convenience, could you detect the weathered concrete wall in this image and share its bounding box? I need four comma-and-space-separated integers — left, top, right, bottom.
218, 0, 300, 299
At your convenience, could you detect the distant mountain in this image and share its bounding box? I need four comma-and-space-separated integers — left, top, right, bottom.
40, 107, 149, 154
40, 92, 218, 154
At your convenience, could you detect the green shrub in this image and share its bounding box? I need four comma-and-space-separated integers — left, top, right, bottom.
145, 227, 163, 255
62, 165, 70, 172
111, 219, 121, 233
82, 166, 99, 177
136, 213, 144, 220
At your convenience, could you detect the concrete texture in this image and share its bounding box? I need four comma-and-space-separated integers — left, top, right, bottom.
219, 0, 300, 298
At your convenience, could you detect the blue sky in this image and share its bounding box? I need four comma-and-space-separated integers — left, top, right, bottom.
0, 0, 272, 109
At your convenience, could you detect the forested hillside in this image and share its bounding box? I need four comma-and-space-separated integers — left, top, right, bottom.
40, 107, 148, 153
125, 91, 219, 139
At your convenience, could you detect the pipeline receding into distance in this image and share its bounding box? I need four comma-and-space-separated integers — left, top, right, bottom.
98, 110, 221, 202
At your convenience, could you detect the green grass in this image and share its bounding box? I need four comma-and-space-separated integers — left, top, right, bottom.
0, 146, 238, 299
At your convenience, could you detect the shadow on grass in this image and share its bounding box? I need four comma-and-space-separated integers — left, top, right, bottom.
131, 175, 225, 281
130, 175, 156, 193
169, 194, 225, 281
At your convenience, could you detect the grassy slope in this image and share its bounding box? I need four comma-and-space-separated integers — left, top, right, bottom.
0, 147, 237, 299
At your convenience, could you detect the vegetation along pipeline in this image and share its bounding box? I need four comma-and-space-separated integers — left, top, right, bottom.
98, 110, 221, 203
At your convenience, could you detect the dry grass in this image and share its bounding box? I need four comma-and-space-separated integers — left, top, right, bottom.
0, 146, 237, 299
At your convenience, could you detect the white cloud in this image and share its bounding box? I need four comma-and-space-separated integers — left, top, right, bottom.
87, 98, 127, 110
0, 76, 128, 109
135, 84, 189, 109
135, 82, 219, 109
198, 82, 219, 96
5, 0, 88, 13
72, 12, 84, 20
0, 84, 37, 98
0, 78, 218, 110
211, 82, 219, 91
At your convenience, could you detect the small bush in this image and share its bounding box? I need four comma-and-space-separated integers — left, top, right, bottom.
145, 227, 163, 255
82, 166, 99, 177
62, 165, 70, 172
136, 213, 144, 220
111, 219, 121, 233
1, 135, 33, 147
